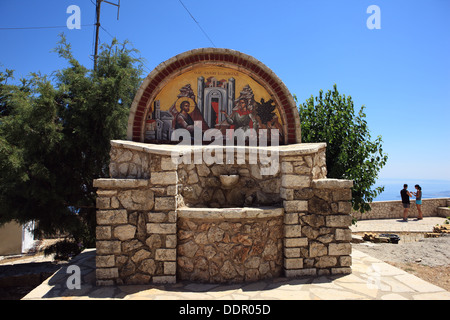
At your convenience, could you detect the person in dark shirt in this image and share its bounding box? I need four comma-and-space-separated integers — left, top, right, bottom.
400, 184, 413, 221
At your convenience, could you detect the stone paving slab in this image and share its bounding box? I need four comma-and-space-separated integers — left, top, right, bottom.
22, 247, 450, 300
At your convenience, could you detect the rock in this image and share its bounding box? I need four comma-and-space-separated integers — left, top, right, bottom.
113, 225, 136, 241
220, 260, 238, 280
351, 234, 364, 243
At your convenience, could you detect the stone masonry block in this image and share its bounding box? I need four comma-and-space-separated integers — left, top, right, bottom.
281, 162, 293, 173
332, 189, 352, 201
165, 234, 177, 248
96, 255, 115, 268
284, 225, 301, 238
285, 268, 316, 278
164, 262, 177, 275
96, 197, 111, 209
160, 157, 178, 171
326, 215, 352, 228
96, 241, 121, 254
284, 258, 303, 270
284, 200, 308, 213
97, 210, 127, 225
155, 249, 177, 261
152, 276, 176, 284
328, 243, 352, 256
96, 226, 111, 240
96, 268, 119, 280
331, 267, 352, 275
284, 248, 301, 258
97, 190, 117, 197
117, 189, 154, 211
147, 212, 168, 223
315, 256, 337, 268
312, 179, 353, 189
147, 223, 177, 234
335, 229, 352, 241
284, 237, 308, 247
284, 213, 299, 225
113, 225, 137, 241
155, 197, 177, 211
339, 256, 352, 267
338, 201, 353, 214
309, 241, 327, 258
281, 175, 310, 188
280, 187, 294, 201
93, 179, 149, 189
151, 171, 177, 185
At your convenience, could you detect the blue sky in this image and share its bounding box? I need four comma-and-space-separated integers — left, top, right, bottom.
1, 0, 450, 182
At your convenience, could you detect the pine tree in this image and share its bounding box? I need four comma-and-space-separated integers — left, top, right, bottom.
0, 35, 144, 255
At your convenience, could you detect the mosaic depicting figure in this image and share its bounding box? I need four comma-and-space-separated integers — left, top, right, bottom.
221, 98, 258, 132
144, 67, 285, 143
175, 100, 195, 134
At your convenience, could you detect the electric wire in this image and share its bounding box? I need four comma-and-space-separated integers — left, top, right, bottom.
0, 24, 94, 30
99, 25, 151, 73
177, 0, 217, 48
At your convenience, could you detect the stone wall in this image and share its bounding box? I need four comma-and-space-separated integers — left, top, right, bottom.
177, 207, 283, 283
352, 198, 450, 220
94, 141, 354, 285
177, 161, 281, 208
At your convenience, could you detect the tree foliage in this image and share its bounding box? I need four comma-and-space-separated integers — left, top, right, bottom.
297, 84, 388, 213
0, 35, 144, 249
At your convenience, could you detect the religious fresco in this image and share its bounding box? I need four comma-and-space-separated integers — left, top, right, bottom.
143, 66, 284, 143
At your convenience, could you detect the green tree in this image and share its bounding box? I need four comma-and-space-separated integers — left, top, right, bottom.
0, 35, 144, 254
296, 84, 388, 213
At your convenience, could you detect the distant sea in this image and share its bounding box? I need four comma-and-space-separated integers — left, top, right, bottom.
373, 179, 450, 202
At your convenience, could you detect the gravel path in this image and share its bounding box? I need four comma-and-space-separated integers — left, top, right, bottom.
353, 234, 450, 267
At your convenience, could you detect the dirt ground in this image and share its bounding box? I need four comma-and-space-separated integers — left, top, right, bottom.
353, 234, 450, 291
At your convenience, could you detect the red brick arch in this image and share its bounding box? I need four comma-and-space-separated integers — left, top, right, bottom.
127, 48, 301, 144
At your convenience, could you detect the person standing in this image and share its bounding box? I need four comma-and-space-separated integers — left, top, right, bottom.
400, 184, 413, 221
412, 184, 423, 220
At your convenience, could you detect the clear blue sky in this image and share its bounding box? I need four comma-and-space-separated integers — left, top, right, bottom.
1, 0, 449, 181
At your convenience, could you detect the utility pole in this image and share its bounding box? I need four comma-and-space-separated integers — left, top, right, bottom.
93, 0, 121, 70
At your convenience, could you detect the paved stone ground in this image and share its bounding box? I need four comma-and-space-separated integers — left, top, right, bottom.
21, 248, 450, 300
2, 217, 448, 300
22, 223, 450, 300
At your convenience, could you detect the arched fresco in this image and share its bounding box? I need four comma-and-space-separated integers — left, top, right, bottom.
127, 48, 301, 145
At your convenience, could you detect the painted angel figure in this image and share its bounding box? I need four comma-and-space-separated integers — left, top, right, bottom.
220, 98, 258, 132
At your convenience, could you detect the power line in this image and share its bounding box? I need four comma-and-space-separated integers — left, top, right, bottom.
0, 24, 94, 30
99, 24, 151, 73
177, 0, 217, 48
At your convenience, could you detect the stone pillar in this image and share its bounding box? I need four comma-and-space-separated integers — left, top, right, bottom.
280, 154, 314, 277
280, 149, 353, 277
308, 179, 353, 276
94, 154, 178, 286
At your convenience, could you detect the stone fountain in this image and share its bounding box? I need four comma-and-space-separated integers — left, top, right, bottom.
93, 48, 354, 285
